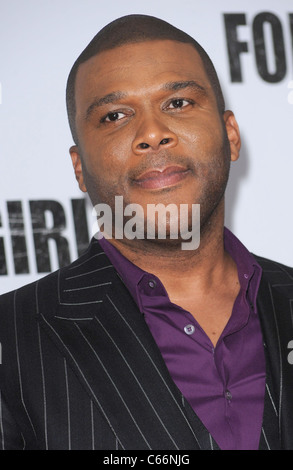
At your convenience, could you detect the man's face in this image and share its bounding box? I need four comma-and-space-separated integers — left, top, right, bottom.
71, 40, 240, 240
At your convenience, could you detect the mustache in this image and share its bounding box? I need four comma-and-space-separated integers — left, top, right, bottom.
127, 152, 197, 181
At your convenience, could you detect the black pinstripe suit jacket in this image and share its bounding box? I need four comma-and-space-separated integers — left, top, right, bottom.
0, 238, 293, 450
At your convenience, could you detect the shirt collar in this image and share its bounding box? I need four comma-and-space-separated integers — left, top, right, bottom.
98, 235, 145, 307
98, 227, 262, 314
224, 227, 262, 313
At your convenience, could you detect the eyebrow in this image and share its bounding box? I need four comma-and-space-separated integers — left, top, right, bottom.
85, 80, 207, 120
163, 80, 207, 94
85, 91, 127, 120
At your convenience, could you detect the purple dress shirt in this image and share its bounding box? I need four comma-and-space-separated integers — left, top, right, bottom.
99, 228, 266, 450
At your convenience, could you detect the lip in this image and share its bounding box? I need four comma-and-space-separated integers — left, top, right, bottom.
133, 165, 190, 190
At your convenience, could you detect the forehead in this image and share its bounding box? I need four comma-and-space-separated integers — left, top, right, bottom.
74, 40, 212, 110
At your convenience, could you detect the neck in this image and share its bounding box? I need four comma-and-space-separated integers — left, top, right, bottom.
106, 211, 230, 293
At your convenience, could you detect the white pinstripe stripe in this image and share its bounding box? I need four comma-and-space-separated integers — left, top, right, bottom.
268, 284, 283, 438
74, 322, 152, 450
106, 294, 202, 449
261, 427, 271, 449
65, 265, 113, 281
36, 280, 49, 449
266, 383, 278, 416
21, 432, 26, 450
0, 390, 4, 450
94, 315, 180, 450
64, 358, 71, 450
272, 284, 293, 287
39, 313, 125, 450
63, 282, 112, 292
90, 400, 94, 450
57, 269, 62, 304
59, 300, 103, 306
35, 284, 48, 449
67, 252, 107, 271
13, 290, 37, 440
55, 317, 93, 321
37, 324, 48, 449
209, 433, 213, 450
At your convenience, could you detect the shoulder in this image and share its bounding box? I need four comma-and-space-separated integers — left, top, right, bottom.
253, 254, 293, 300
253, 254, 293, 281
0, 269, 60, 322
0, 238, 109, 314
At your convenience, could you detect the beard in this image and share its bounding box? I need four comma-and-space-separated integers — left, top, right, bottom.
81, 128, 231, 246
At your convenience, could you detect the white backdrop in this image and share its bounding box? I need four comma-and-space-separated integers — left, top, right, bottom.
0, 0, 292, 294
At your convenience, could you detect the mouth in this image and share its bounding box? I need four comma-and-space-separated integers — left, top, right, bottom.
133, 165, 190, 190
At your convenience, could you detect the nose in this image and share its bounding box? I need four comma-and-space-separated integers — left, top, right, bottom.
132, 114, 178, 155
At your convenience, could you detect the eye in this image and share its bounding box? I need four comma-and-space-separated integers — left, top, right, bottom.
167, 98, 191, 109
101, 111, 126, 123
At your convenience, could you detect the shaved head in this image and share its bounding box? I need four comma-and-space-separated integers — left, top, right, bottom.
66, 14, 225, 145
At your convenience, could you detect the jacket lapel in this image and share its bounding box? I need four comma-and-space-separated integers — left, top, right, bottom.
37, 240, 218, 450
36, 242, 293, 450
256, 260, 293, 450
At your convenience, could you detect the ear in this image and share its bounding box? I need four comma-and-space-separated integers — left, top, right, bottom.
69, 145, 87, 192
223, 110, 241, 162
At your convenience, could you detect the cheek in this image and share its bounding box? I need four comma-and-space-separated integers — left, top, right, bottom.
79, 119, 132, 170
82, 140, 128, 181
178, 118, 224, 153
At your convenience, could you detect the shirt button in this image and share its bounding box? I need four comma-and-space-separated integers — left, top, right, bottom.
184, 324, 195, 335
148, 279, 157, 289
225, 390, 232, 401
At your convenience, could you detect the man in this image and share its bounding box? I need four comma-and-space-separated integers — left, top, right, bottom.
0, 14, 292, 450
